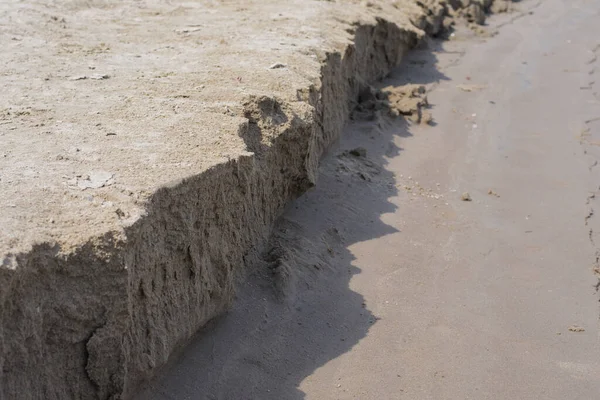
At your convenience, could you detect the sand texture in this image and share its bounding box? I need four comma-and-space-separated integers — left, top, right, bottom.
0, 1, 510, 398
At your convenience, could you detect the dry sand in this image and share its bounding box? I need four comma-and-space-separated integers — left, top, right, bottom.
0, 1, 518, 399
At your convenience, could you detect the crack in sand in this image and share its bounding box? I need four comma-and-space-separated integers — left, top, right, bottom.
493, 0, 543, 30
585, 209, 594, 225
581, 52, 599, 199
581, 43, 600, 294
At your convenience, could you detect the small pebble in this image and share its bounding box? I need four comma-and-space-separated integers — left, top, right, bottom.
268, 62, 287, 69
568, 325, 585, 332
89, 74, 110, 80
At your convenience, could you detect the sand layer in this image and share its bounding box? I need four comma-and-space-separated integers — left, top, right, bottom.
0, 1, 510, 398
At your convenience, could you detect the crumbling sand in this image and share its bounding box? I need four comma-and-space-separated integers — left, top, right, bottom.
352, 83, 431, 123
0, 0, 511, 398
137, 2, 600, 397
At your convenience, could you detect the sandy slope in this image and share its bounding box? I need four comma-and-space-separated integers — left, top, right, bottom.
1, 1, 511, 399
139, 0, 600, 399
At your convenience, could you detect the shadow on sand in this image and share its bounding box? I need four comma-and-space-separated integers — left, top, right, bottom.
137, 40, 451, 400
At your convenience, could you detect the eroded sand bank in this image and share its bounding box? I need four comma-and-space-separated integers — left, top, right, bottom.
0, 1, 514, 398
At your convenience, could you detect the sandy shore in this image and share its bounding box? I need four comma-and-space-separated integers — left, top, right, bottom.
1, 1, 520, 399
141, 1, 600, 398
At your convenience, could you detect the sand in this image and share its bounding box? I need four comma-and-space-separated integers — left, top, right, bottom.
140, 1, 600, 398
1, 1, 519, 399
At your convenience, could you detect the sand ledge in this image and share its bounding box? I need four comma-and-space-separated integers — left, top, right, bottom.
0, 1, 510, 398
